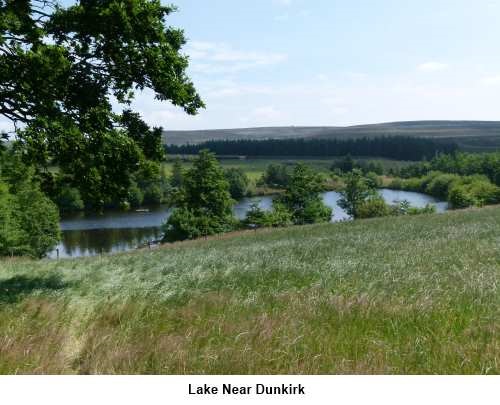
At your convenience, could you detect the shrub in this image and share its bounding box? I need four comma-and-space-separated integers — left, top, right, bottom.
356, 197, 391, 219
0, 181, 60, 258
54, 185, 85, 212
163, 208, 236, 242
448, 184, 477, 208
425, 173, 461, 199
224, 168, 250, 199
143, 184, 162, 205
127, 182, 144, 207
243, 202, 293, 228
260, 164, 291, 188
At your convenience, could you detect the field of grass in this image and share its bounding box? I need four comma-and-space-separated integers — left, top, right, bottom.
1, 206, 499, 374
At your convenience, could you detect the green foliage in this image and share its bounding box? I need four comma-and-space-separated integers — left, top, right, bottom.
400, 151, 500, 186
276, 164, 332, 225
127, 181, 144, 208
0, 148, 60, 258
170, 158, 184, 188
11, 182, 61, 258
425, 173, 462, 199
260, 163, 291, 188
356, 196, 391, 219
163, 150, 236, 242
243, 202, 293, 228
338, 169, 378, 218
333, 154, 355, 173
448, 184, 477, 209
0, 182, 60, 258
390, 170, 500, 210
53, 184, 84, 212
224, 167, 250, 199
1, 0, 203, 208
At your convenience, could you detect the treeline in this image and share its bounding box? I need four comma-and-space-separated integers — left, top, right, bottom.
168, 136, 458, 161
390, 151, 500, 209
400, 152, 500, 185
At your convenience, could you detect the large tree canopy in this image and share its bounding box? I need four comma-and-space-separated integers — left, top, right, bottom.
0, 0, 203, 207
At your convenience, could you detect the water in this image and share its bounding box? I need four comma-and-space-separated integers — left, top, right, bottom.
49, 189, 448, 258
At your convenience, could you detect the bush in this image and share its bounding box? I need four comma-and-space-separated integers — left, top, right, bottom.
224, 168, 250, 199
163, 208, 236, 242
356, 197, 391, 219
425, 173, 461, 199
0, 181, 60, 258
143, 184, 162, 205
243, 202, 293, 228
406, 204, 436, 215
260, 164, 290, 188
448, 184, 477, 208
127, 181, 144, 207
54, 185, 85, 212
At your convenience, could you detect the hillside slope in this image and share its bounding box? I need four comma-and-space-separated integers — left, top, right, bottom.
164, 121, 500, 151
1, 207, 499, 374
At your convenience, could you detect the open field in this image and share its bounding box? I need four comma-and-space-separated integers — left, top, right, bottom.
164, 121, 500, 152
1, 206, 499, 374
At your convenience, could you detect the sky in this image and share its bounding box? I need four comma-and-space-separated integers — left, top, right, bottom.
4, 0, 500, 132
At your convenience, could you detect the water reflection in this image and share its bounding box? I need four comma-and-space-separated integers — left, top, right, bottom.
50, 189, 448, 259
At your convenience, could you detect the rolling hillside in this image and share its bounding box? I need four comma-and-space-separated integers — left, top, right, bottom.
164, 121, 500, 152
1, 206, 499, 373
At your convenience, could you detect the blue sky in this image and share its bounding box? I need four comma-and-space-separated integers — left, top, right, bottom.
131, 0, 500, 129
4, 0, 500, 132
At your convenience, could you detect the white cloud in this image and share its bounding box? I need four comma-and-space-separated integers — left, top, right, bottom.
251, 106, 286, 121
185, 41, 287, 74
205, 83, 275, 99
480, 75, 500, 85
417, 62, 449, 72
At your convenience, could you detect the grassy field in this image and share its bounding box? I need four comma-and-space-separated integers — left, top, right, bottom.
1, 206, 499, 374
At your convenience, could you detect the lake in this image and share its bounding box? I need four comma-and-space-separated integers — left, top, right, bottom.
49, 189, 448, 258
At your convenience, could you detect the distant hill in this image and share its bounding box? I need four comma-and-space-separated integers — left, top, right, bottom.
164, 121, 500, 152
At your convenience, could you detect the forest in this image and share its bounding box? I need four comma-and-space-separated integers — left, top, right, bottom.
167, 136, 458, 160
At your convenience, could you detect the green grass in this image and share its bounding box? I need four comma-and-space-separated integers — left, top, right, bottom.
1, 207, 499, 374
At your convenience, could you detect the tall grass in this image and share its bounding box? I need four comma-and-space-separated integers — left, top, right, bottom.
0, 206, 499, 374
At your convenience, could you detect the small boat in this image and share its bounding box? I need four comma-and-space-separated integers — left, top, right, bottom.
135, 208, 150, 213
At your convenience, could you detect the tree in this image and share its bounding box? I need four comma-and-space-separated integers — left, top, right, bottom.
336, 154, 355, 173
1, 1, 203, 208
224, 167, 249, 199
260, 163, 290, 188
276, 164, 332, 225
162, 150, 236, 242
337, 169, 378, 218
0, 150, 60, 257
170, 158, 184, 188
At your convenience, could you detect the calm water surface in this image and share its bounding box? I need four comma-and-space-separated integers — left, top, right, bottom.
49, 189, 447, 258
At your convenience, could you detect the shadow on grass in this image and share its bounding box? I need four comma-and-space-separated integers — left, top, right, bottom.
0, 274, 69, 304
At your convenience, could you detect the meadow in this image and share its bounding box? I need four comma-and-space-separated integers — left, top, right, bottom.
0, 206, 499, 374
